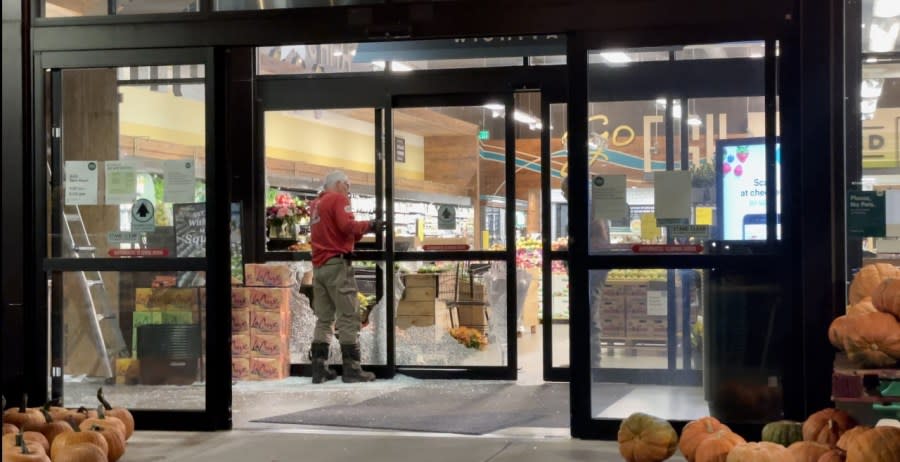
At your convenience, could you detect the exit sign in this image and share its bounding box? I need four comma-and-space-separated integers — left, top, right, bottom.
478, 130, 490, 140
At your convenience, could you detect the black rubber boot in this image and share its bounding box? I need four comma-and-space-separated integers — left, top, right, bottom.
340, 343, 375, 383
309, 342, 337, 384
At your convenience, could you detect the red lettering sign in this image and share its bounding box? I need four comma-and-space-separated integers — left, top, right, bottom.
422, 244, 470, 251
108, 248, 169, 257
631, 244, 704, 254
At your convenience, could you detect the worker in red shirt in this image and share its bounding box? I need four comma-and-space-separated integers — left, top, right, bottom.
308, 171, 380, 383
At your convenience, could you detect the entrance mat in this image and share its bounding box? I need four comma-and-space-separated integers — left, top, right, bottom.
254, 382, 632, 435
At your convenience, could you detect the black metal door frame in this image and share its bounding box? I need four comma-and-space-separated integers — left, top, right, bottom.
35, 47, 231, 431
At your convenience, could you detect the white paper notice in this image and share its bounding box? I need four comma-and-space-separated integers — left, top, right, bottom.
64, 161, 99, 205
164, 159, 196, 203
646, 290, 667, 316
105, 161, 138, 204
654, 171, 691, 221
591, 175, 628, 219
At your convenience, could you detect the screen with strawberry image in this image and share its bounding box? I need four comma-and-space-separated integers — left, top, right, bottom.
717, 138, 781, 241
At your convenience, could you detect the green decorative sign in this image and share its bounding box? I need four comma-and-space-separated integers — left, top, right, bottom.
478, 130, 490, 140
848, 191, 886, 237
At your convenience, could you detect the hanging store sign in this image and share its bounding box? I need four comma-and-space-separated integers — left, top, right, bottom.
670, 224, 711, 239
632, 244, 703, 254
437, 204, 456, 230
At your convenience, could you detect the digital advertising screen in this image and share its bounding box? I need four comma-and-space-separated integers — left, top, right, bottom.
717, 138, 781, 241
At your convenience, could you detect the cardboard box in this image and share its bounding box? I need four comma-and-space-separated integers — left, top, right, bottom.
135, 288, 199, 311
403, 273, 437, 289
403, 286, 436, 301
162, 311, 195, 325
231, 287, 250, 309
244, 263, 293, 287
232, 356, 251, 380
250, 308, 289, 335
248, 287, 291, 311
628, 317, 667, 338
250, 332, 287, 356
250, 356, 289, 380
232, 309, 250, 333
395, 315, 436, 329
598, 300, 625, 316
456, 304, 487, 326
232, 334, 252, 356
396, 300, 437, 317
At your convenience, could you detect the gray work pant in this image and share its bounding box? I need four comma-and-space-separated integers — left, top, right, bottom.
312, 258, 361, 345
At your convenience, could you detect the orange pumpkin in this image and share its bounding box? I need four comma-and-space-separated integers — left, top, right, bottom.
694, 430, 745, 462
22, 409, 71, 446
2, 432, 50, 462
840, 312, 900, 367
2, 431, 50, 454
845, 427, 900, 462
87, 424, 125, 462
725, 442, 790, 461
872, 278, 900, 318
50, 425, 108, 460
679, 416, 729, 462
817, 449, 846, 462
846, 297, 878, 316
828, 315, 850, 350
52, 442, 107, 462
803, 408, 857, 446
618, 413, 678, 462
3, 423, 19, 435
96, 388, 134, 440
835, 425, 871, 451
788, 441, 832, 462
67, 408, 90, 427
2, 395, 45, 430
78, 406, 126, 439
849, 263, 900, 303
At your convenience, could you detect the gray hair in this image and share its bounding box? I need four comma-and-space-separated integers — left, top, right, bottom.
323, 171, 348, 190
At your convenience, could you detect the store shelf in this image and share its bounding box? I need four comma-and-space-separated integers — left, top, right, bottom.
834, 354, 900, 379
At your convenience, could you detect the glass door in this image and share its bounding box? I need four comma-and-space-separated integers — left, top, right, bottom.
38, 48, 229, 430
388, 93, 518, 379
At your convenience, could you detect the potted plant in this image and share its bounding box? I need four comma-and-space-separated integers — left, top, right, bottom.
691, 162, 716, 204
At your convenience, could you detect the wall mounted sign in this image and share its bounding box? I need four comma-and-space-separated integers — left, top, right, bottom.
395, 137, 406, 163
105, 160, 137, 204
437, 204, 456, 230
64, 161, 98, 205
847, 191, 886, 238
130, 198, 156, 233
591, 175, 628, 219
163, 159, 196, 203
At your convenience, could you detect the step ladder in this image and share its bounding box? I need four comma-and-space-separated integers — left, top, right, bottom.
62, 203, 128, 379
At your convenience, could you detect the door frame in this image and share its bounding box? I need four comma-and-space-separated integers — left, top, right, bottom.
34, 47, 231, 431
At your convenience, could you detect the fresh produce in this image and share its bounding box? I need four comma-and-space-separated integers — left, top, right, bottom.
837, 312, 900, 368
23, 409, 71, 445
802, 408, 857, 446
86, 424, 124, 462
3, 423, 18, 436
66, 409, 90, 428
617, 413, 678, 462
788, 441, 832, 462
2, 432, 50, 462
844, 427, 900, 462
50, 425, 108, 461
2, 431, 49, 454
816, 449, 846, 462
693, 430, 745, 462
845, 297, 877, 316
725, 442, 790, 462
2, 395, 45, 430
849, 263, 900, 303
95, 389, 134, 441
761, 420, 804, 447
78, 407, 125, 440
52, 443, 107, 462
835, 425, 871, 451
872, 278, 900, 318
679, 417, 729, 462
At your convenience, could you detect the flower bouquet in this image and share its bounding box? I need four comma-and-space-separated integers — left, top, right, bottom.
266, 193, 309, 239
449, 327, 488, 350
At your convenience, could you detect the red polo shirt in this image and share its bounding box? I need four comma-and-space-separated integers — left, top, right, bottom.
309, 191, 370, 267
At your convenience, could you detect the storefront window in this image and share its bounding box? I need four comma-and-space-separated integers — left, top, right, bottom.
675, 41, 766, 60
218, 0, 380, 11
52, 67, 206, 259
44, 0, 199, 17
55, 271, 207, 410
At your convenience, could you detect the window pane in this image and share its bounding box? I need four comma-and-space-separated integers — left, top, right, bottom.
218, 0, 380, 11
862, 0, 900, 53
57, 271, 206, 410
675, 41, 765, 60
44, 0, 200, 17
395, 261, 507, 367
51, 67, 206, 259
550, 261, 569, 368
392, 105, 505, 251
263, 108, 379, 252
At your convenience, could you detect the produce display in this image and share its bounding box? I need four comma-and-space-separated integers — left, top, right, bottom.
829, 263, 900, 369
617, 413, 678, 462
2, 390, 135, 462
607, 269, 668, 282
760, 420, 803, 447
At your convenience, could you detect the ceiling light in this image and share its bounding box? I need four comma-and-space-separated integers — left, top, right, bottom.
333, 50, 343, 57
600, 51, 632, 64
673, 104, 682, 119
866, 57, 879, 63
750, 52, 764, 58
390, 61, 412, 72
687, 116, 703, 126
861, 79, 884, 98
483, 103, 505, 111
372, 60, 386, 70
861, 98, 879, 114
873, 0, 900, 18
869, 22, 900, 53
656, 98, 667, 106
350, 49, 357, 57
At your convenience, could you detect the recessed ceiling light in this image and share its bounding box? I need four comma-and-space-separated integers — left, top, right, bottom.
600, 51, 632, 64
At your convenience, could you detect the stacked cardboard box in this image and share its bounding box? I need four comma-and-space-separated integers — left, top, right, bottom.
397, 274, 452, 337
595, 283, 626, 338
232, 263, 292, 381
624, 282, 667, 340
132, 288, 201, 358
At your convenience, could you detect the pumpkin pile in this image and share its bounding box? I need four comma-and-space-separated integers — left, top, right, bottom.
2, 389, 135, 462
617, 408, 900, 461
829, 263, 900, 368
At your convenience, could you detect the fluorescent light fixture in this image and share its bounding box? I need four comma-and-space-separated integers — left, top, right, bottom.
861, 98, 879, 114
390, 61, 412, 72
333, 50, 343, 57
873, 0, 900, 18
483, 103, 505, 111
656, 98, 667, 106
861, 79, 884, 98
673, 104, 682, 119
869, 22, 900, 53
687, 116, 703, 126
866, 57, 879, 63
350, 49, 357, 57
600, 51, 632, 63
372, 60, 386, 70
750, 52, 764, 58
